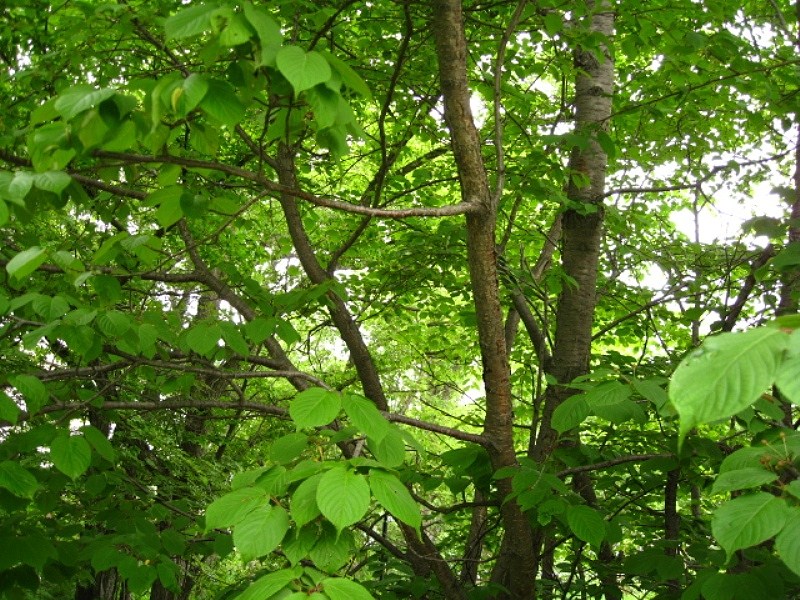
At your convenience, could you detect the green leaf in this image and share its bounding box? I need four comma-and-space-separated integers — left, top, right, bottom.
0, 392, 20, 425
233, 504, 290, 560
584, 381, 630, 407
551, 394, 590, 434
176, 74, 209, 116
276, 46, 332, 95
309, 523, 353, 571
219, 13, 253, 46
6, 247, 47, 281
543, 12, 563, 36
186, 322, 222, 356
81, 425, 117, 462
243, 2, 282, 66
776, 509, 800, 577
775, 355, 800, 404
244, 317, 275, 344
50, 434, 92, 479
322, 578, 376, 600
289, 388, 342, 429
342, 393, 389, 441
54, 85, 116, 120
711, 492, 788, 557
369, 426, 406, 467
0, 461, 39, 498
9, 374, 48, 415
669, 327, 788, 438
32, 171, 71, 195
566, 505, 606, 547
318, 51, 372, 99
96, 310, 132, 338
290, 473, 323, 528
199, 79, 245, 127
233, 568, 299, 600
711, 468, 778, 494
270, 432, 308, 464
368, 469, 421, 530
283, 525, 317, 565
316, 467, 370, 531
165, 3, 219, 40
205, 486, 267, 530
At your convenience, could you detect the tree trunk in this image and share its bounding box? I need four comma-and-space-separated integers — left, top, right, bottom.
431, 1, 537, 597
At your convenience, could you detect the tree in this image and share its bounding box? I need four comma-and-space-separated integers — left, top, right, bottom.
1, 0, 799, 599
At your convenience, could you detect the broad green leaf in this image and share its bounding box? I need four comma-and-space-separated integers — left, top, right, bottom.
776, 509, 800, 576
711, 492, 788, 557
584, 381, 630, 407
720, 445, 783, 472
551, 394, 590, 434
368, 426, 406, 467
186, 323, 222, 356
219, 13, 253, 47
669, 327, 788, 438
283, 525, 318, 565
205, 486, 267, 531
276, 46, 332, 95
711, 468, 778, 494
0, 392, 20, 425
17, 533, 57, 571
6, 247, 47, 281
316, 467, 370, 531
342, 393, 389, 441
32, 171, 71, 195
368, 469, 421, 530
54, 85, 116, 120
319, 51, 372, 99
270, 432, 308, 464
0, 461, 39, 498
566, 505, 605, 547
9, 375, 48, 415
176, 74, 209, 116
289, 387, 341, 429
243, 2, 282, 65
309, 524, 353, 571
165, 3, 219, 40
290, 473, 323, 528
775, 355, 800, 404
219, 321, 250, 355
50, 434, 92, 479
96, 310, 131, 338
81, 425, 117, 462
244, 317, 275, 344
32, 293, 70, 321
233, 504, 289, 560
233, 568, 299, 600
0, 199, 7, 226
322, 578, 376, 600
199, 79, 245, 127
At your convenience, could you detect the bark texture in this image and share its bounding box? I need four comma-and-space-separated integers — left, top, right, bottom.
431, 1, 536, 597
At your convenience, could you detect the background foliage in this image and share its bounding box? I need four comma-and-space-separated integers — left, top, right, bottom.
1, 0, 800, 599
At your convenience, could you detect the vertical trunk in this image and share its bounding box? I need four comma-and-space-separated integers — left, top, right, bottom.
531, 0, 614, 463
528, 1, 616, 595
431, 2, 536, 597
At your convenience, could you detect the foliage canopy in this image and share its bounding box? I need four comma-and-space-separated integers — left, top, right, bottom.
1, 0, 800, 599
